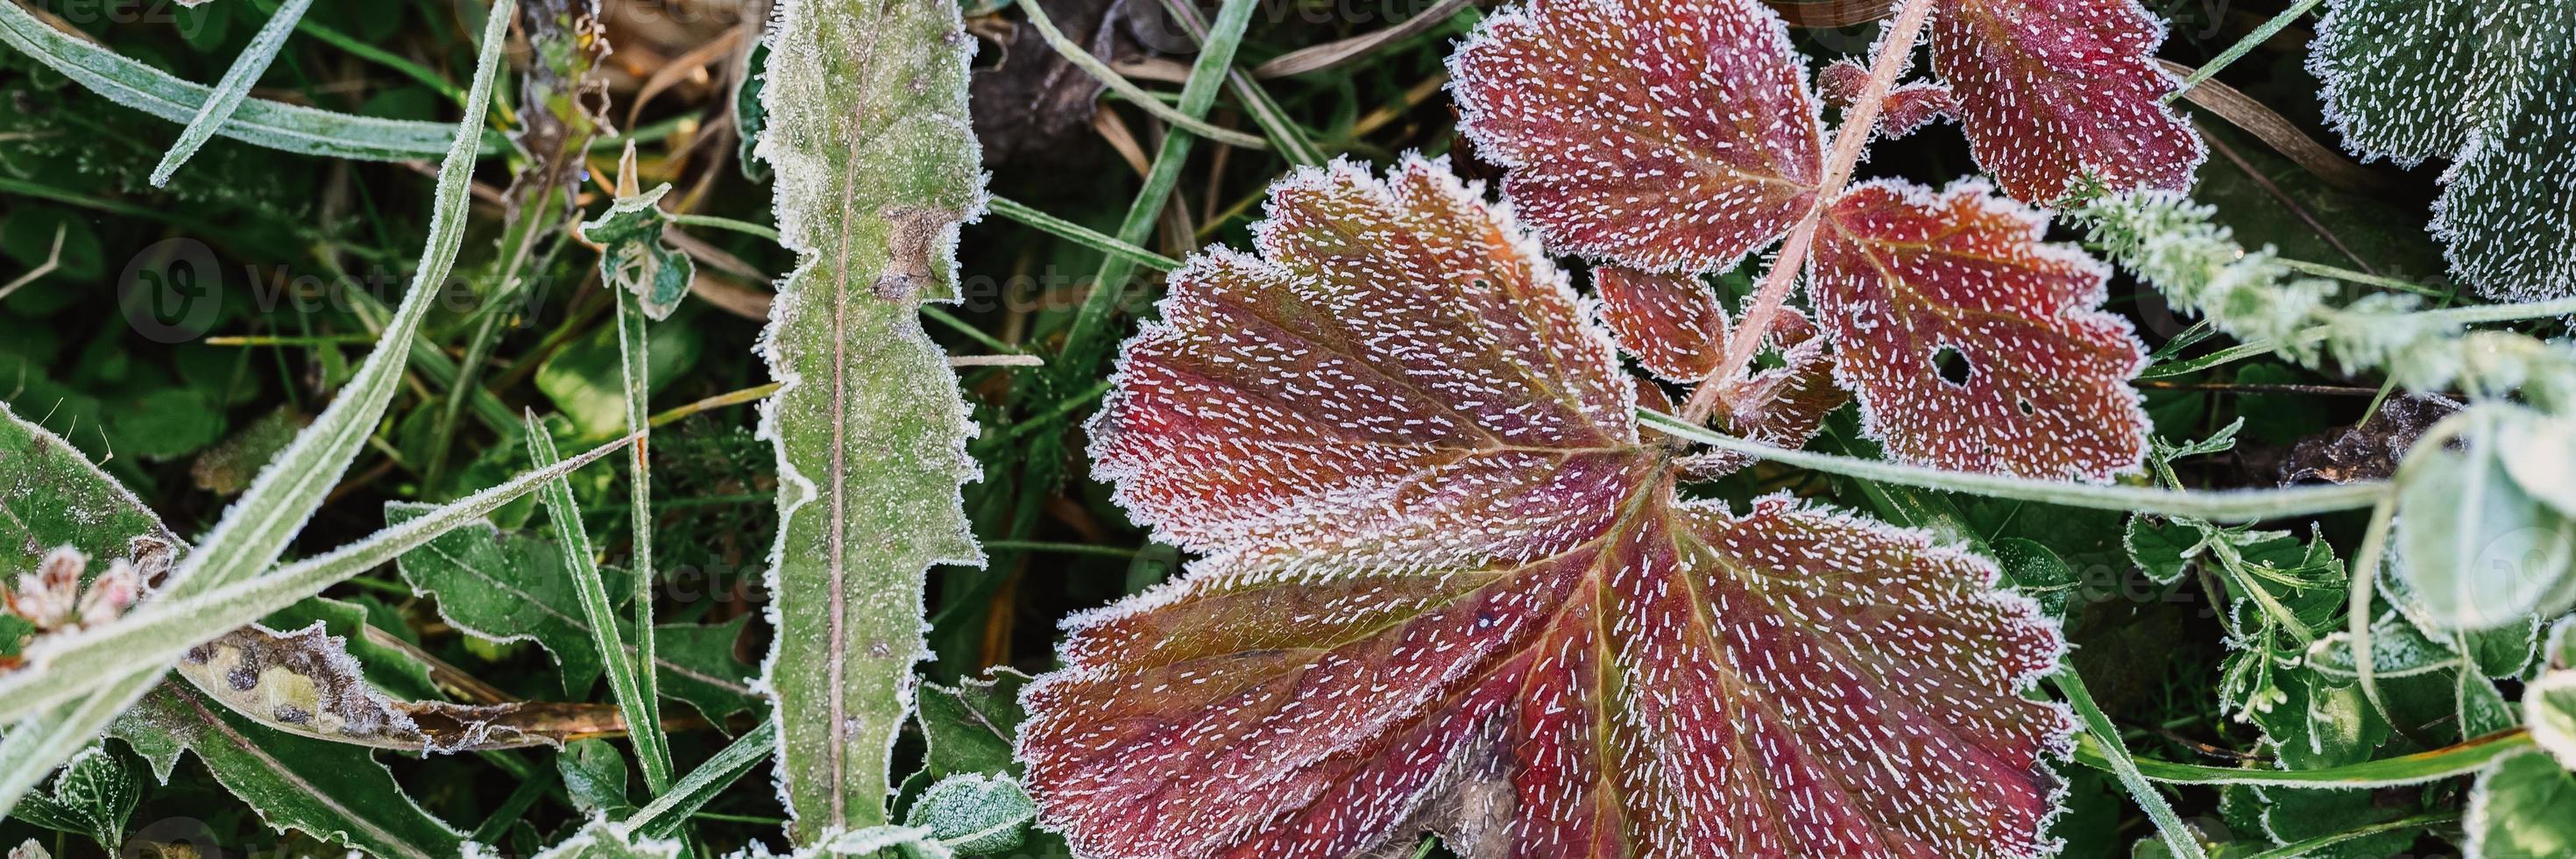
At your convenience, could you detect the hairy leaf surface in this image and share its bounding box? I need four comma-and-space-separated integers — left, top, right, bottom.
1812, 181, 2149, 480
752, 0, 986, 840
1925, 0, 2204, 201
1447, 0, 1822, 273
2311, 0, 2576, 298
1030, 159, 2075, 859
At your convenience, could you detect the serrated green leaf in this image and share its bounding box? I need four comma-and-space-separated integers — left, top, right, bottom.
0, 401, 180, 578
2124, 515, 2202, 586
751, 0, 986, 840
110, 682, 468, 859
2311, 0, 2576, 299
5, 745, 139, 852
386, 502, 613, 696
386, 503, 759, 720
904, 773, 1034, 855
2467, 750, 2576, 859
915, 668, 1028, 784
577, 183, 694, 321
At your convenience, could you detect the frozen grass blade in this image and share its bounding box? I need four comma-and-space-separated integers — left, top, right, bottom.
752, 0, 987, 841
0, 0, 459, 160
525, 414, 675, 791
1638, 408, 2389, 521
624, 717, 779, 838
0, 0, 518, 815
986, 196, 1178, 273
150, 0, 316, 187
2056, 665, 2210, 859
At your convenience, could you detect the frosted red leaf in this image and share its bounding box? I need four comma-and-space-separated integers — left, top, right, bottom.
1928, 0, 2205, 201
1447, 0, 1823, 273
1685, 307, 1851, 478
1810, 180, 2148, 481
1819, 60, 1957, 140
1592, 266, 1730, 382
1037, 158, 2077, 859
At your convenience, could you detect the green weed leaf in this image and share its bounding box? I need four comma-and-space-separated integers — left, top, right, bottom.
750, 0, 986, 841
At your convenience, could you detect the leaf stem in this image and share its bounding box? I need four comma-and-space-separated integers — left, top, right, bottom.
1639, 408, 2388, 521
1679, 0, 1937, 425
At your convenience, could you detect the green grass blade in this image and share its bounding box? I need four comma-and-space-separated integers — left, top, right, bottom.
0, 0, 520, 813
150, 0, 316, 187
0, 0, 458, 160
987, 195, 1178, 272
754, 0, 987, 840
1154, 0, 1327, 166
526, 414, 676, 792
625, 717, 779, 838
2073, 730, 2535, 788
2056, 666, 2210, 859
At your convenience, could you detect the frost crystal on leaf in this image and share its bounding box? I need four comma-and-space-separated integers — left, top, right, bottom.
1447, 0, 1822, 273
1812, 181, 2150, 481
1926, 0, 2205, 202
1030, 158, 2077, 859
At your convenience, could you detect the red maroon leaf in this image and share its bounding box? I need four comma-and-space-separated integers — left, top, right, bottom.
1038, 158, 2077, 858
1819, 60, 1957, 140
1810, 180, 2148, 481
1448, 0, 1823, 273
1087, 157, 1652, 570
1592, 266, 1730, 382
1685, 307, 1850, 478
1928, 0, 2205, 201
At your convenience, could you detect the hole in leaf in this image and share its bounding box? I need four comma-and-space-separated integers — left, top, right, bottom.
2018, 399, 2035, 416
1932, 345, 1971, 387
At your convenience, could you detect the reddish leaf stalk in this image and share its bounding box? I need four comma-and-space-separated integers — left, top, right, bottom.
1679, 0, 1937, 426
